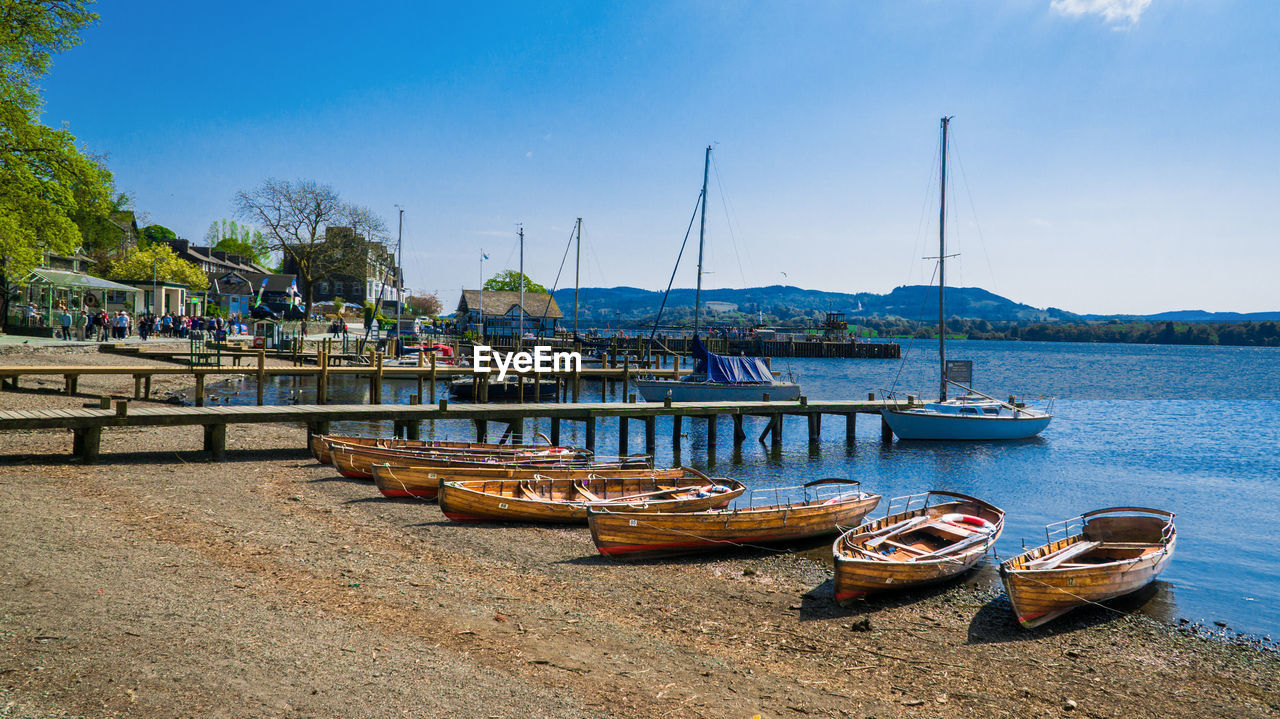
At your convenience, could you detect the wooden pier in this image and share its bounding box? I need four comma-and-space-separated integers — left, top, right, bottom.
0, 396, 912, 463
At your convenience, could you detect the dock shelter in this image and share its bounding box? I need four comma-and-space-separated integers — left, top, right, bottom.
5, 269, 141, 335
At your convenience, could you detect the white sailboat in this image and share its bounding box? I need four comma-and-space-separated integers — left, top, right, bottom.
635, 145, 801, 403
881, 118, 1052, 441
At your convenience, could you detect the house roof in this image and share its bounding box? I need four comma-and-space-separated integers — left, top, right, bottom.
459, 289, 562, 319
28, 269, 139, 292
211, 271, 297, 295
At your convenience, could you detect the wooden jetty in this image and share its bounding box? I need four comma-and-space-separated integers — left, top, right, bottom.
0, 396, 913, 464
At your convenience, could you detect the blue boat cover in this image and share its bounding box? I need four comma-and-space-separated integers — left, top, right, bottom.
692, 336, 773, 384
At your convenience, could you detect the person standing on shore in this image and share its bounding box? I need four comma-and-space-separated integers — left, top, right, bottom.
58, 308, 72, 340
74, 311, 87, 341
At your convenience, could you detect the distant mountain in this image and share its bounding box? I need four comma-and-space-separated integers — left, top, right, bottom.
551, 284, 1081, 325
1096, 310, 1280, 322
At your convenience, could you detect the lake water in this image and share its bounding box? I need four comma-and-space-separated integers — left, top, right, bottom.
205, 340, 1280, 637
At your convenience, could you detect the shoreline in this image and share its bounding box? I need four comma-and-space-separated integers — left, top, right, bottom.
0, 345, 1276, 717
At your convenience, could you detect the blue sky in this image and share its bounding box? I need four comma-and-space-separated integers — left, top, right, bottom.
41, 0, 1279, 314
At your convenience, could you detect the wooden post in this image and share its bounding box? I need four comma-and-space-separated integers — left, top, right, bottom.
256, 350, 266, 406
601, 375, 608, 402
204, 423, 226, 461
732, 415, 745, 444
845, 413, 856, 445
572, 364, 581, 402
115, 400, 128, 417
429, 353, 437, 402
584, 416, 596, 452
474, 418, 488, 442
880, 415, 894, 443
618, 416, 629, 456
808, 413, 821, 445
509, 416, 524, 445
621, 356, 630, 400
644, 416, 655, 456
672, 415, 682, 449
318, 349, 329, 404
99, 396, 112, 410
63, 375, 75, 395
550, 417, 561, 446
705, 415, 717, 459
375, 351, 384, 404
80, 426, 101, 464
195, 372, 205, 407
133, 375, 143, 399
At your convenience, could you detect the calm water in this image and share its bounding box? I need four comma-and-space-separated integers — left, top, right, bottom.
205, 340, 1280, 637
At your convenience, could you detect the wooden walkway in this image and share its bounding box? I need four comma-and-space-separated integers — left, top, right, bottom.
0, 398, 911, 463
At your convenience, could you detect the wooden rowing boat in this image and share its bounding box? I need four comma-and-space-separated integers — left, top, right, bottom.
438, 470, 745, 524
999, 507, 1176, 629
371, 464, 687, 500
832, 491, 1004, 602
587, 479, 881, 559
328, 441, 618, 480
311, 433, 576, 465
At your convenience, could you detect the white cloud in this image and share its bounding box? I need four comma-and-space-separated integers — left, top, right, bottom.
1050, 0, 1152, 26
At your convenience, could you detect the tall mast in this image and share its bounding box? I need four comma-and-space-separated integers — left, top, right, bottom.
573, 217, 581, 336
395, 206, 403, 353
938, 116, 951, 402
518, 224, 525, 348
693, 145, 711, 336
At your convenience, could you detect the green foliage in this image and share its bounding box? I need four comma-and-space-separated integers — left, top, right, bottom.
204, 302, 227, 318
140, 224, 176, 246
332, 297, 345, 314
484, 270, 547, 294
108, 243, 209, 292
206, 218, 271, 266
0, 1, 116, 281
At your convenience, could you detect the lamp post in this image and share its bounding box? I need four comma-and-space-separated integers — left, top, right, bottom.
151, 258, 158, 315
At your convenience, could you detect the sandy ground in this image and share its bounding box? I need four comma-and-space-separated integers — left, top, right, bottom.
0, 345, 1276, 718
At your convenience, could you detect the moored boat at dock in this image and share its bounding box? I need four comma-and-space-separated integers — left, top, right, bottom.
371, 464, 688, 500
438, 471, 744, 524
1000, 507, 1176, 629
587, 478, 880, 559
310, 434, 567, 465
832, 491, 1004, 602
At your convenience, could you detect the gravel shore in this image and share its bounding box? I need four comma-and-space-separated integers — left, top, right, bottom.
0, 345, 1275, 718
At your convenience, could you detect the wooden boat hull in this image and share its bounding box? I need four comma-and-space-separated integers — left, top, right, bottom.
588, 493, 880, 559
311, 435, 569, 465
832, 492, 1004, 602
329, 442, 603, 480
1000, 508, 1176, 628
438, 474, 745, 525
371, 464, 686, 500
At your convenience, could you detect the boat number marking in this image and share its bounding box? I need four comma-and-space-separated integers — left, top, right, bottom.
499, 503, 509, 509
629, 519, 638, 527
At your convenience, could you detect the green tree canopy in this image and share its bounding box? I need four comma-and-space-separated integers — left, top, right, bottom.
205, 218, 271, 266
483, 270, 547, 294
108, 243, 208, 292
1, 0, 116, 282
140, 224, 176, 245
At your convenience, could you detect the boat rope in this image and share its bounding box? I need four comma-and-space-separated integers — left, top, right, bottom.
647, 189, 706, 348
887, 261, 940, 397
536, 224, 579, 328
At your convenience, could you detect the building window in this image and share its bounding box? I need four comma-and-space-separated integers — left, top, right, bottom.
334, 281, 343, 296
318, 282, 329, 295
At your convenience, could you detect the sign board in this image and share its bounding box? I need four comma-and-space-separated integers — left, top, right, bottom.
945, 359, 973, 386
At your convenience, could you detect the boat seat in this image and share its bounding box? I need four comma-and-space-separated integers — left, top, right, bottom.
573, 481, 603, 502
1024, 541, 1100, 570
1095, 542, 1160, 550
518, 483, 545, 502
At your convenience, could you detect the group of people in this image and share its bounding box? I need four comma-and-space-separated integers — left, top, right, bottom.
49, 307, 252, 342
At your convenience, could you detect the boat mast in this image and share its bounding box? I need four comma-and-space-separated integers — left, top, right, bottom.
518, 224, 525, 348
573, 217, 581, 336
938, 116, 951, 402
693, 145, 711, 336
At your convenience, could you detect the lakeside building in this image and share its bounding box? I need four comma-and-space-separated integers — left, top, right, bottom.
4, 250, 143, 335
153, 238, 297, 316
455, 289, 562, 338
288, 227, 403, 313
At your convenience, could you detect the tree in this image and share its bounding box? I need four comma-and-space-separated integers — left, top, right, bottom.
234, 178, 347, 317
140, 223, 176, 246
108, 243, 208, 292
484, 270, 547, 294
205, 218, 271, 266
1, 0, 116, 314
406, 292, 442, 317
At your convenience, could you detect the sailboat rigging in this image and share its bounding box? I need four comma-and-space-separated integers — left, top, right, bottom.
880, 117, 1053, 441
